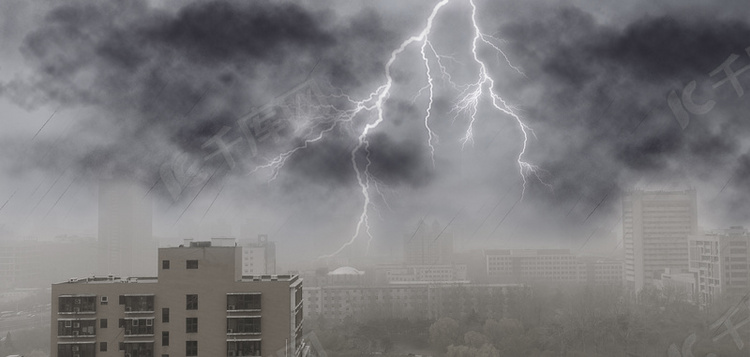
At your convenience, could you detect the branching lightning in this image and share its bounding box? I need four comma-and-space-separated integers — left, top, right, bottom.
250, 0, 546, 259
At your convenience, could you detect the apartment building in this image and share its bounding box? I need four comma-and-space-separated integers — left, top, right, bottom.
688, 226, 750, 308
623, 189, 698, 291
51, 242, 304, 357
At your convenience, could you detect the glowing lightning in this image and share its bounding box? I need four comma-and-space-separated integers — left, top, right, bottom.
454, 0, 547, 196
250, 0, 545, 260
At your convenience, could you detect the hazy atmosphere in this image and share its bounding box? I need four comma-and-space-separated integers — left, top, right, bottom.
3, 1, 750, 356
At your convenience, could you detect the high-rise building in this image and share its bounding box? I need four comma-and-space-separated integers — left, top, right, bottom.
404, 220, 453, 265
623, 189, 698, 291
689, 226, 750, 308
51, 242, 305, 357
240, 235, 276, 276
97, 179, 155, 277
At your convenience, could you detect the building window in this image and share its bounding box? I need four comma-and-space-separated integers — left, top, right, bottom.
227, 317, 261, 334
125, 318, 155, 336
162, 308, 169, 323
163, 260, 170, 269
187, 260, 199, 269
227, 293, 261, 311
186, 317, 198, 333
186, 341, 198, 356
100, 342, 107, 352
121, 295, 155, 312
58, 296, 96, 314
227, 341, 261, 357
186, 294, 198, 310
58, 343, 96, 356
100, 318, 107, 328
57, 319, 96, 337
162, 331, 169, 346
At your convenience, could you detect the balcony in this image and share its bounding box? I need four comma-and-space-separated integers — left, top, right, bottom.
58, 295, 96, 315
227, 317, 261, 335
120, 295, 155, 314
227, 293, 261, 312
57, 318, 96, 337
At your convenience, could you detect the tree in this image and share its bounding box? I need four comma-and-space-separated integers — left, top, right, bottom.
430, 317, 461, 352
464, 331, 488, 348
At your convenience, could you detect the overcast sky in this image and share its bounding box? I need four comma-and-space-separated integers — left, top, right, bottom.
2, 0, 750, 266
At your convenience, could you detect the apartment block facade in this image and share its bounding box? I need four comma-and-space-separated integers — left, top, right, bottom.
51, 243, 304, 357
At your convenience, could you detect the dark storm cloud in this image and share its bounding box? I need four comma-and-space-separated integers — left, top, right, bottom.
497, 5, 750, 223
6, 0, 431, 198
281, 129, 433, 190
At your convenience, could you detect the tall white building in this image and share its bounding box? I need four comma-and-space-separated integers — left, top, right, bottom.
623, 189, 698, 291
97, 179, 156, 277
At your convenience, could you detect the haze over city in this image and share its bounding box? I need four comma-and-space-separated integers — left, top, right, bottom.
2, 0, 750, 356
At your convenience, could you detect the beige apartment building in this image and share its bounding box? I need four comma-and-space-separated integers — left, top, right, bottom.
623, 189, 698, 291
51, 242, 304, 357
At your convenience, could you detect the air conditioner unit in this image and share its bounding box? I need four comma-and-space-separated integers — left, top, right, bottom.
101, 296, 108, 303
227, 328, 233, 333
65, 320, 72, 327
125, 306, 132, 312
74, 322, 80, 328
132, 319, 139, 326
74, 298, 81, 304
146, 319, 153, 326
228, 305, 236, 310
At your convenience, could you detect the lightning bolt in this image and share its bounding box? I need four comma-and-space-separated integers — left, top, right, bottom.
249, 0, 546, 260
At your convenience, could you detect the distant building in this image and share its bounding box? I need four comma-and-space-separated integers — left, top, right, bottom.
51, 242, 305, 357
485, 249, 623, 285
688, 226, 750, 308
623, 189, 698, 291
97, 179, 156, 277
0, 237, 101, 290
658, 268, 698, 304
0, 240, 39, 289
374, 264, 468, 284
303, 282, 518, 324
240, 235, 277, 275
404, 220, 453, 265
577, 257, 625, 285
